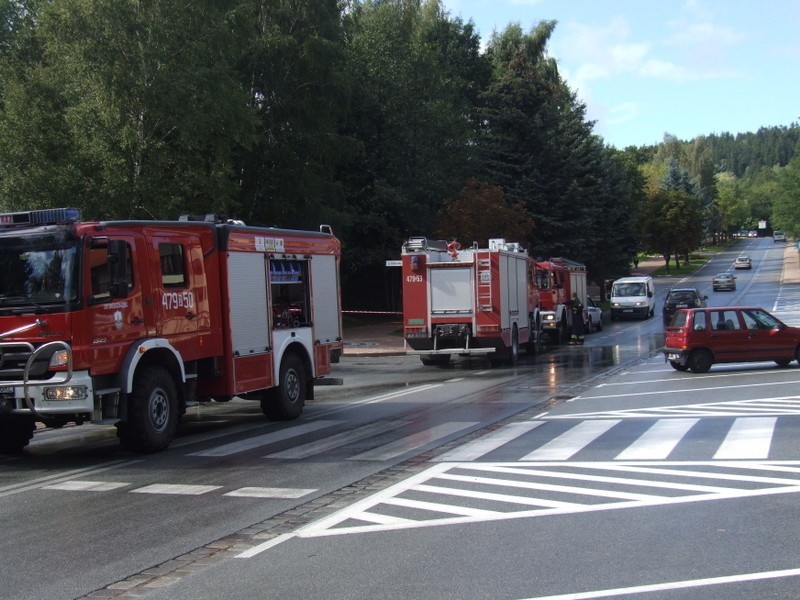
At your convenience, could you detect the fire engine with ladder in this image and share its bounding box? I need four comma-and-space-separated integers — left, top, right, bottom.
399, 236, 543, 366
0, 208, 343, 453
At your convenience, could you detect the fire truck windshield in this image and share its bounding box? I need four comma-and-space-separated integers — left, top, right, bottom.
0, 233, 79, 310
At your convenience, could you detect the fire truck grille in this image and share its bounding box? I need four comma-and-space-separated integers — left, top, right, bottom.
0, 343, 52, 382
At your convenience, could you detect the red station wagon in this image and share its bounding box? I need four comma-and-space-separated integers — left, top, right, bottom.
663, 307, 800, 373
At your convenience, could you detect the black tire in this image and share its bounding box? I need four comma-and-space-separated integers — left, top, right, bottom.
420, 354, 451, 367
669, 360, 689, 372
596, 317, 603, 332
508, 325, 519, 365
775, 359, 791, 368
688, 349, 713, 373
117, 366, 178, 453
261, 353, 306, 420
0, 416, 36, 454
527, 316, 542, 355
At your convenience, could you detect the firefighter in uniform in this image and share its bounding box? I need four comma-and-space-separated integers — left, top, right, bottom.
568, 292, 585, 345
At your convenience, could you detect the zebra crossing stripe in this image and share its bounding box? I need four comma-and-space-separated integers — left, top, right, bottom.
433, 421, 545, 462
714, 417, 777, 459
348, 421, 479, 461
188, 420, 341, 457
521, 420, 620, 461
264, 420, 408, 460
614, 418, 699, 460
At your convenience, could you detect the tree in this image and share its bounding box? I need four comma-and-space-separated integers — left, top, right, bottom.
639, 188, 703, 271
771, 155, 800, 238
435, 178, 534, 246
336, 0, 489, 308
0, 0, 257, 218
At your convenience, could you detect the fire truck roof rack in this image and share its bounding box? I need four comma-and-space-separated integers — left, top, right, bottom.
178, 213, 245, 225
549, 257, 586, 271
403, 237, 450, 252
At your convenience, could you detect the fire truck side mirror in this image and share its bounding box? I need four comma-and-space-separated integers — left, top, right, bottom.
107, 240, 130, 299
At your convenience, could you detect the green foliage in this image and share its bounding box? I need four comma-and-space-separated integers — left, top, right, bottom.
435, 178, 534, 246
0, 0, 796, 309
771, 155, 800, 238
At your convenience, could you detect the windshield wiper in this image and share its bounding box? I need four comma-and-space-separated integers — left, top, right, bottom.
0, 295, 49, 312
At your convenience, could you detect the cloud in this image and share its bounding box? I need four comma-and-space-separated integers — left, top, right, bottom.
606, 102, 638, 126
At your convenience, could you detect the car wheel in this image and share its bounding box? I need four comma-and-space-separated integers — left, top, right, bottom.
688, 349, 713, 373
775, 359, 791, 368
596, 317, 603, 332
669, 360, 688, 372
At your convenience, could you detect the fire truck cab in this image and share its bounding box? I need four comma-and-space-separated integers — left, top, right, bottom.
0, 208, 342, 453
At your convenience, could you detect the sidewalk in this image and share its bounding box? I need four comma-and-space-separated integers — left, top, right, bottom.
341, 244, 800, 357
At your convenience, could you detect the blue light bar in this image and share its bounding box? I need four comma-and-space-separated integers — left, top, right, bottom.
0, 208, 82, 227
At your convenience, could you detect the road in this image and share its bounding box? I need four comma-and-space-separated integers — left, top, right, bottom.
2, 237, 799, 600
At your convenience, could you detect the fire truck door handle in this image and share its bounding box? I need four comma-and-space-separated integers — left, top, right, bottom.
186, 311, 196, 320
131, 317, 144, 325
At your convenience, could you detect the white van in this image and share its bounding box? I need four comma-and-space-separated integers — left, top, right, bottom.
610, 275, 655, 320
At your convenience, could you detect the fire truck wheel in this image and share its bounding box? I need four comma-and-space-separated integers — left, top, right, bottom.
117, 366, 178, 453
527, 317, 542, 354
0, 416, 35, 454
262, 353, 306, 420
420, 354, 451, 367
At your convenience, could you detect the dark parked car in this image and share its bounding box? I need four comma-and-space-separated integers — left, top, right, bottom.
663, 307, 800, 373
662, 287, 707, 325
712, 272, 736, 291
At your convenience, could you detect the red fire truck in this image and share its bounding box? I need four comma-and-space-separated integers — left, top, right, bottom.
536, 257, 587, 343
0, 208, 342, 453
399, 237, 542, 366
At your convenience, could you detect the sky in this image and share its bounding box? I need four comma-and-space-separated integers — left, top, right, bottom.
441, 0, 800, 149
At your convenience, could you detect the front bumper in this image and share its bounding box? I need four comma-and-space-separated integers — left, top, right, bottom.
0, 370, 95, 416
611, 306, 649, 319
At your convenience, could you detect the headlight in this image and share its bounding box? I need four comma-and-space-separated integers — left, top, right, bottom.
543, 314, 555, 321
48, 350, 70, 368
44, 386, 88, 401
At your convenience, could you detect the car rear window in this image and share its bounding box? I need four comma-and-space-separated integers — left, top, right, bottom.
667, 291, 697, 303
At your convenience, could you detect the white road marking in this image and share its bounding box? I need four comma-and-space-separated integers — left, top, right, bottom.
223, 487, 316, 499
714, 417, 777, 459
521, 420, 619, 461
264, 420, 407, 460
615, 418, 699, 460
348, 422, 478, 461
236, 533, 297, 558
298, 461, 800, 538
131, 484, 222, 495
188, 420, 340, 457
0, 459, 142, 498
433, 421, 545, 462
598, 370, 800, 388
546, 396, 800, 419
41, 480, 129, 492
573, 379, 800, 400
515, 566, 800, 599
